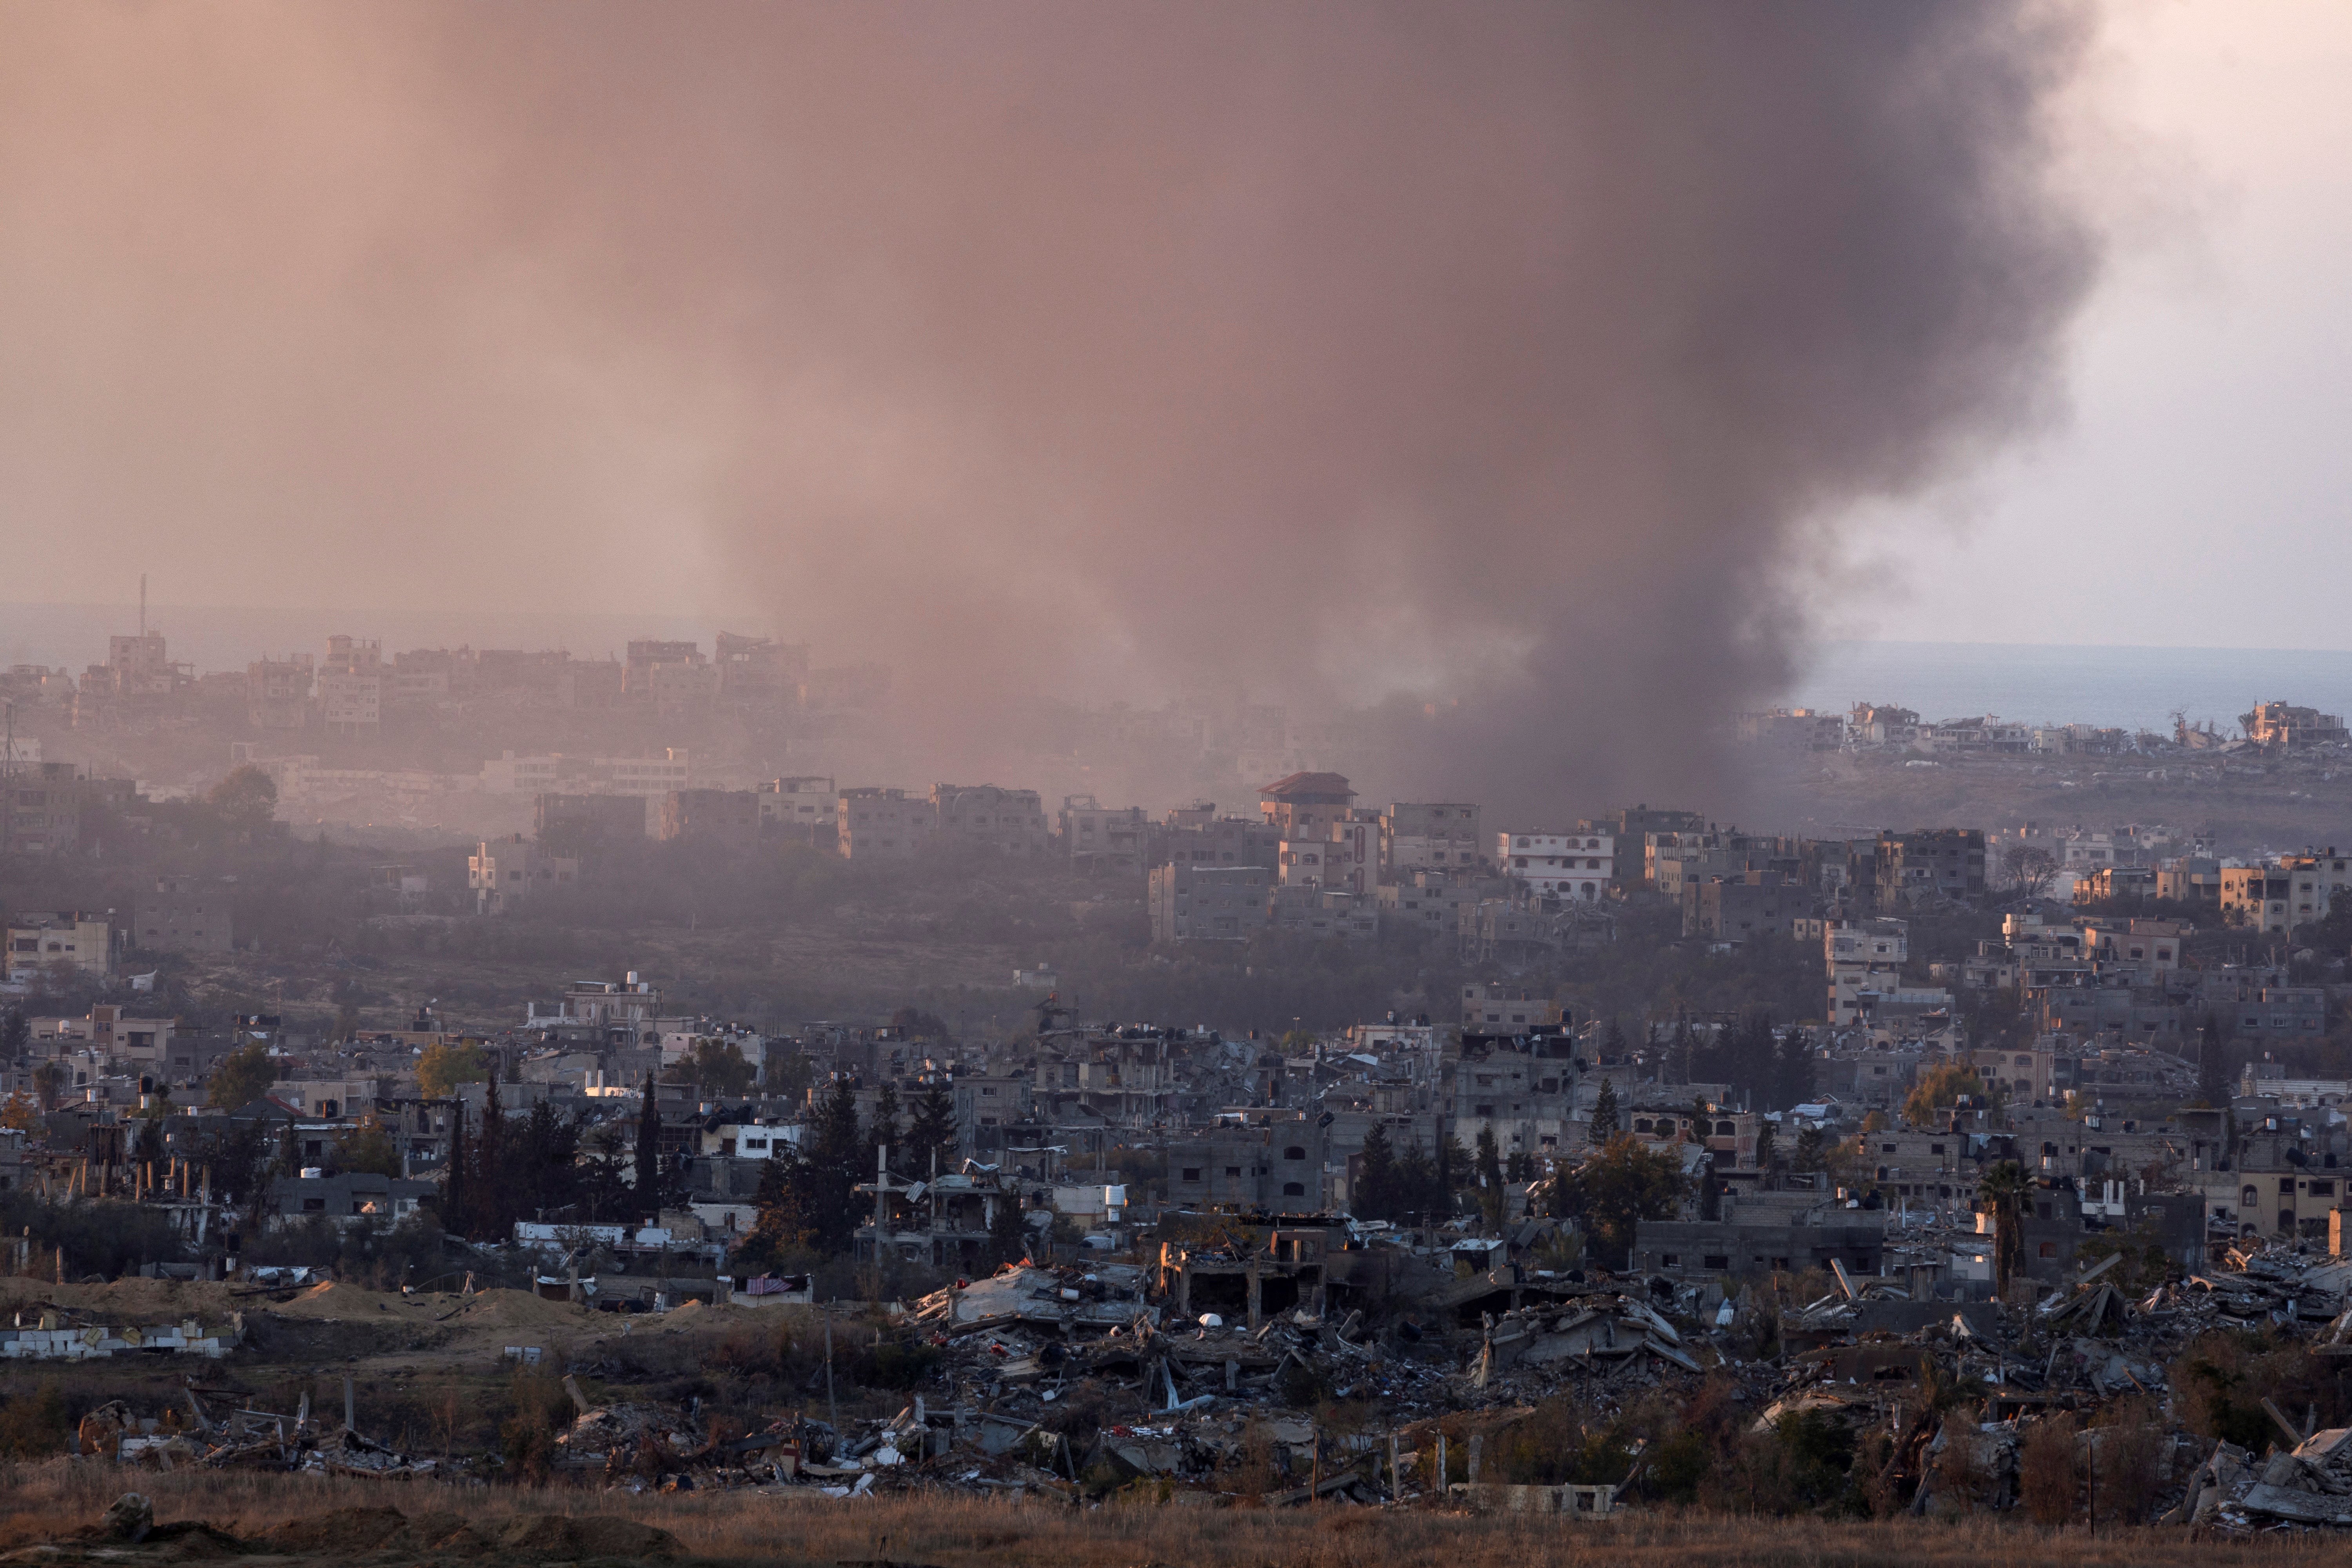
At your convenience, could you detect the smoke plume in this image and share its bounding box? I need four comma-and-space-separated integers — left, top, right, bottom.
0, 3, 2101, 817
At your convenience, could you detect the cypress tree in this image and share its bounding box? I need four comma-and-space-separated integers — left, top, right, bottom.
1591, 1076, 1621, 1142
1355, 1123, 1397, 1222
634, 1072, 664, 1220
443, 1101, 470, 1238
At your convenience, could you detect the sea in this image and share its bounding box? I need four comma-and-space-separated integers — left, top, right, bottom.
4, 600, 2350, 736
1780, 641, 2352, 736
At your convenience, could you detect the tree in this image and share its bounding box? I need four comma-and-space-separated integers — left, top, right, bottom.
889, 1007, 950, 1041
1474, 1125, 1505, 1226
1590, 1076, 1621, 1142
206, 1040, 276, 1109
661, 1038, 757, 1101
31, 1062, 67, 1114
1977, 1160, 2032, 1299
0, 1092, 38, 1132
633, 1073, 666, 1218
1773, 1026, 1815, 1111
417, 1040, 492, 1099
868, 1083, 901, 1161
1688, 1095, 1713, 1144
1903, 1062, 1996, 1128
1753, 1118, 1777, 1173
2195, 1014, 2229, 1107
988, 1187, 1031, 1265
1557, 1135, 1686, 1270
734, 1147, 818, 1268
1, 1009, 28, 1062
903, 1080, 958, 1174
1793, 1123, 1826, 1173
206, 765, 279, 844
332, 1114, 403, 1178
799, 1076, 866, 1255
1999, 842, 2058, 900
1353, 1122, 1397, 1220
765, 1051, 815, 1099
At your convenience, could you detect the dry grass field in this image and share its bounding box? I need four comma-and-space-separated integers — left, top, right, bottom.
0, 1463, 2337, 1568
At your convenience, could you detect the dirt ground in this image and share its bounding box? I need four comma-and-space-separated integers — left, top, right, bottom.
0, 1469, 2343, 1568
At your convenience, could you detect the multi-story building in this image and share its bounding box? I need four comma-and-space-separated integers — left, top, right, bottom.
468, 835, 580, 914
316, 671, 381, 735
2241, 701, 2349, 750
3, 762, 87, 855
316, 636, 383, 736
622, 639, 703, 698
713, 632, 809, 711
1060, 795, 1149, 875
931, 784, 1049, 855
245, 655, 314, 730
837, 787, 926, 859
1267, 887, 1377, 942
136, 876, 234, 954
1734, 708, 1846, 750
1279, 811, 1377, 893
1448, 1028, 1581, 1161
533, 792, 648, 853
1257, 772, 1357, 842
1459, 983, 1564, 1031
1161, 813, 1281, 871
1845, 704, 1925, 749
601, 751, 692, 800
1496, 829, 1613, 899
757, 777, 838, 843
2218, 866, 2299, 933
4, 913, 112, 979
1826, 918, 1908, 1027
1872, 828, 1986, 909
1380, 802, 1484, 877
658, 789, 761, 851
1148, 862, 1270, 942
1688, 871, 1808, 944
1377, 871, 1501, 941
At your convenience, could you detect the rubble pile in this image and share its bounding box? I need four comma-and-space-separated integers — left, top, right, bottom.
4, 1306, 243, 1361
89, 1383, 468, 1479
49, 1234, 2352, 1527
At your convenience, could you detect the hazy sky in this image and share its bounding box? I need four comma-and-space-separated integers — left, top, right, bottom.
2, 0, 2337, 674
1845, 0, 2352, 650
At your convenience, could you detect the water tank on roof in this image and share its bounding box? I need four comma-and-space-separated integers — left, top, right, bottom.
299, 1166, 325, 1179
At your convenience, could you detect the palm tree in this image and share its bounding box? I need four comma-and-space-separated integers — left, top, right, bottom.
1977, 1160, 2032, 1300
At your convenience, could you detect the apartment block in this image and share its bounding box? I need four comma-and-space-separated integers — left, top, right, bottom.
1380, 802, 1483, 876
837, 788, 926, 859
933, 784, 1049, 855
137, 875, 234, 954
1148, 862, 1270, 942
468, 835, 580, 914
1497, 829, 1614, 899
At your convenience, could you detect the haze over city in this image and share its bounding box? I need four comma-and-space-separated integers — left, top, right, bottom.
3, 2, 2351, 1554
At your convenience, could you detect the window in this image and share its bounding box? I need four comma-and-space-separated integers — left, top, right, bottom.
1225, 1166, 1241, 1178
1661, 1254, 1681, 1269
1283, 1146, 1307, 1161
1181, 1168, 1201, 1183
1281, 1181, 1305, 1197
1702, 1254, 1729, 1270
2038, 1242, 2058, 1259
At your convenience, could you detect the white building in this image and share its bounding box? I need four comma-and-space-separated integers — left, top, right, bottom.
316, 671, 381, 735
1495, 830, 1614, 899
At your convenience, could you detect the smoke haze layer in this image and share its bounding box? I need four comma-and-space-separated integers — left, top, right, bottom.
0, 3, 2102, 816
